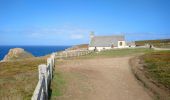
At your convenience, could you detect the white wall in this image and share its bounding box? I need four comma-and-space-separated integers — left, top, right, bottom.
96, 47, 112, 51
88, 41, 127, 51
88, 47, 95, 51
130, 45, 136, 48
88, 46, 112, 51
118, 41, 126, 48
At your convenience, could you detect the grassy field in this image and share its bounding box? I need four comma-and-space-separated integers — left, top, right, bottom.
0, 58, 46, 100
135, 39, 170, 48
1, 48, 169, 99
79, 48, 153, 59
140, 51, 170, 90
50, 71, 66, 99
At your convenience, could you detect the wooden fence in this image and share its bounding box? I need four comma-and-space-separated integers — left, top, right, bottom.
31, 50, 92, 100
56, 50, 92, 58
31, 53, 55, 100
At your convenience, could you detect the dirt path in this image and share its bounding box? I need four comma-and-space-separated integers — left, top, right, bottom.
55, 57, 152, 100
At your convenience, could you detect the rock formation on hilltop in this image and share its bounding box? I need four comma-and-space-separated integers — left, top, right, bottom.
3, 48, 34, 61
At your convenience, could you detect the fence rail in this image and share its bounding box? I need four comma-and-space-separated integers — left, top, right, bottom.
31, 53, 55, 100
56, 50, 93, 58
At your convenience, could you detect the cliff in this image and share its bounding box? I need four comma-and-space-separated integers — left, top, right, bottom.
3, 48, 34, 61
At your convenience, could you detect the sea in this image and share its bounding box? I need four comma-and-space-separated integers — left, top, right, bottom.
0, 46, 71, 60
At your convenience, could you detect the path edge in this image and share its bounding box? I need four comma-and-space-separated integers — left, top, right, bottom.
129, 56, 170, 100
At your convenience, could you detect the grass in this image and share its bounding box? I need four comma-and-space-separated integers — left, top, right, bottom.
0, 58, 46, 100
141, 50, 170, 90
50, 71, 66, 98
135, 39, 170, 48
1, 48, 167, 99
78, 48, 153, 59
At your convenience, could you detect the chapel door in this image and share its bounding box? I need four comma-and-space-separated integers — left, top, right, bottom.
111, 44, 114, 48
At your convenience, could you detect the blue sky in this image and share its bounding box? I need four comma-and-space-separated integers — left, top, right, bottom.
0, 0, 170, 45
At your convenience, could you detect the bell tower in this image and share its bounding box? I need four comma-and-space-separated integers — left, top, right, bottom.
90, 31, 95, 39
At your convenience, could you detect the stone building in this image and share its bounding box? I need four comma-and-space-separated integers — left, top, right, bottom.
88, 33, 126, 51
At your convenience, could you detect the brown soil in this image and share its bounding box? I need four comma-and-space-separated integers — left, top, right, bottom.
129, 56, 170, 100
54, 57, 152, 100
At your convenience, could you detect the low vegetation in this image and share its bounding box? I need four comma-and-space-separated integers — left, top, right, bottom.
79, 48, 153, 59
0, 58, 46, 100
140, 51, 170, 90
50, 71, 66, 99
1, 48, 169, 99
66, 44, 88, 50
135, 39, 170, 48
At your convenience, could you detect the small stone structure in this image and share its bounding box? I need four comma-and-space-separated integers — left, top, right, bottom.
88, 33, 127, 51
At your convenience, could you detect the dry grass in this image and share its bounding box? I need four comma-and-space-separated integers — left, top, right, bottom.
135, 39, 170, 48
141, 51, 170, 90
0, 57, 46, 100
66, 44, 88, 50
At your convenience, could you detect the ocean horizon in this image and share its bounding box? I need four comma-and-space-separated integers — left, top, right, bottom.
0, 45, 71, 60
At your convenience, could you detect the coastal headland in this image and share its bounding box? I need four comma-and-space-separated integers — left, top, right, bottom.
0, 44, 170, 100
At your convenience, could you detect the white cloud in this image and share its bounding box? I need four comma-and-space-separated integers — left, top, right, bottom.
0, 25, 91, 45
25, 25, 90, 40
70, 34, 84, 39
29, 32, 43, 38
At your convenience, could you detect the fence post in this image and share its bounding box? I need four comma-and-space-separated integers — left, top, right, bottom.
47, 58, 52, 80
51, 53, 55, 68
66, 52, 67, 58
38, 65, 43, 80
53, 53, 56, 68
39, 64, 48, 99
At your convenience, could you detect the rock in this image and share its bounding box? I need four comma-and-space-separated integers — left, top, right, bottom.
3, 48, 34, 61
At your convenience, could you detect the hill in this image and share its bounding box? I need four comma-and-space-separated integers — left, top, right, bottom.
135, 39, 170, 48
66, 44, 88, 50
2, 48, 34, 61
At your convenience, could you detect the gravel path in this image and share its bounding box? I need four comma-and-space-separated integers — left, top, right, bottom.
55, 57, 152, 100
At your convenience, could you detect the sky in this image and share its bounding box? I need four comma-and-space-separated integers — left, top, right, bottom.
0, 0, 170, 45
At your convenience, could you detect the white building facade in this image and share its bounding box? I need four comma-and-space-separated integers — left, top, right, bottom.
88, 33, 127, 51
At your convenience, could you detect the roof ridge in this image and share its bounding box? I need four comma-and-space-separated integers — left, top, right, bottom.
89, 35, 125, 47
94, 35, 124, 37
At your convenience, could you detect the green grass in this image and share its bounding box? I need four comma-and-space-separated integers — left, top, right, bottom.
51, 71, 66, 97
79, 48, 153, 59
0, 58, 46, 100
141, 50, 170, 89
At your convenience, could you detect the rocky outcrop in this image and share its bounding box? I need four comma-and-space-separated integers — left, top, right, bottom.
3, 48, 34, 61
